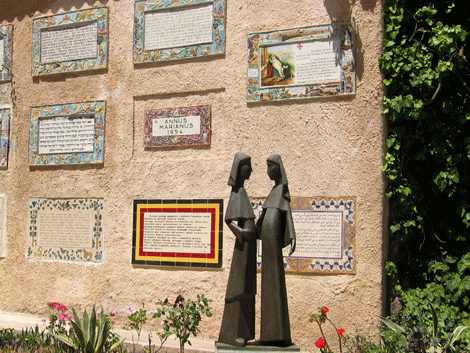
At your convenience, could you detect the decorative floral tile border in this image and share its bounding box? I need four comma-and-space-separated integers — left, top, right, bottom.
251, 196, 356, 275
0, 194, 6, 258
133, 0, 225, 63
133, 199, 223, 268
28, 101, 105, 166
0, 25, 13, 82
144, 105, 211, 148
31, 7, 108, 76
0, 109, 10, 169
27, 198, 104, 262
247, 22, 355, 102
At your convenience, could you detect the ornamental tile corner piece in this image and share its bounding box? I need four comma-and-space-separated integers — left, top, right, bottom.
31, 7, 108, 76
133, 0, 225, 64
28, 101, 105, 166
246, 22, 355, 102
251, 196, 356, 275
0, 108, 10, 169
0, 25, 13, 82
144, 105, 211, 148
27, 198, 104, 262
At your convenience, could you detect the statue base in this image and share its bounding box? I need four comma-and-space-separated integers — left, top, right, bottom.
215, 342, 300, 353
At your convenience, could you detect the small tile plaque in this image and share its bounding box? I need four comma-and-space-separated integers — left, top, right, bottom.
251, 197, 356, 274
0, 109, 10, 169
27, 198, 104, 262
247, 22, 355, 102
0, 194, 6, 258
28, 101, 105, 166
0, 25, 12, 82
133, 0, 225, 63
133, 199, 223, 268
144, 105, 211, 148
32, 8, 108, 76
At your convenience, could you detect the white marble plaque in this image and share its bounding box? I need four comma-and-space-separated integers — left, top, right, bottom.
142, 212, 212, 254
144, 4, 213, 50
291, 211, 343, 258
37, 210, 94, 248
152, 115, 201, 137
40, 21, 98, 64
0, 194, 6, 257
295, 38, 341, 84
38, 116, 95, 154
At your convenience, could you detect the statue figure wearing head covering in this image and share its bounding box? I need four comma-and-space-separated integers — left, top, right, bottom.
256, 154, 296, 346
218, 153, 257, 347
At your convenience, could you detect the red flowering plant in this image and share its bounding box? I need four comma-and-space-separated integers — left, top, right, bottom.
45, 302, 73, 338
309, 306, 346, 353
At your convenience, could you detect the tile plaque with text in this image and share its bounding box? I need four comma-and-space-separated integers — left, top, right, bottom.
247, 22, 355, 102
144, 105, 211, 148
29, 101, 105, 166
32, 8, 108, 76
0, 25, 12, 81
0, 109, 10, 168
133, 199, 223, 268
133, 0, 225, 63
251, 196, 356, 274
28, 198, 104, 262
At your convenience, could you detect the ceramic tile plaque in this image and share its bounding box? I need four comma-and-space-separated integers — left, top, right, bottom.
144, 105, 211, 148
133, 0, 225, 63
32, 7, 108, 76
29, 101, 105, 166
0, 109, 10, 169
0, 194, 6, 258
251, 196, 356, 274
247, 22, 355, 102
0, 25, 13, 82
133, 199, 223, 268
27, 198, 104, 262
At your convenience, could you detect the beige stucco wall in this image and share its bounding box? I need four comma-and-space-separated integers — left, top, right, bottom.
0, 0, 385, 351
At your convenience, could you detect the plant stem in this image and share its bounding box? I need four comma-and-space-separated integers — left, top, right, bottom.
326, 318, 343, 353
315, 318, 332, 352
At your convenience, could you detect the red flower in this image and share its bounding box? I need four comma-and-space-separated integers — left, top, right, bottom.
337, 328, 345, 335
59, 314, 71, 321
110, 312, 116, 317
47, 302, 60, 309
57, 305, 68, 312
315, 337, 326, 349
321, 306, 329, 315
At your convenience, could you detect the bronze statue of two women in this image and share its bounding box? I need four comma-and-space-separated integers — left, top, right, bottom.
218, 153, 296, 348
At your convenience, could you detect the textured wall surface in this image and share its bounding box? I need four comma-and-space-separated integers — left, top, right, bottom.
0, 0, 385, 351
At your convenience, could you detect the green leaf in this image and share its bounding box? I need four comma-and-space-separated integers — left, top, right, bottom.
379, 316, 407, 333
51, 333, 79, 349
448, 326, 470, 347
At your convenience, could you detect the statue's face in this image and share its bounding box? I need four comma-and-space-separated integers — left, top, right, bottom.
267, 161, 281, 181
239, 162, 252, 181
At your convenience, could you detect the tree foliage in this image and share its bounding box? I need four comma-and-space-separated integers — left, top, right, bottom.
380, 0, 470, 289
